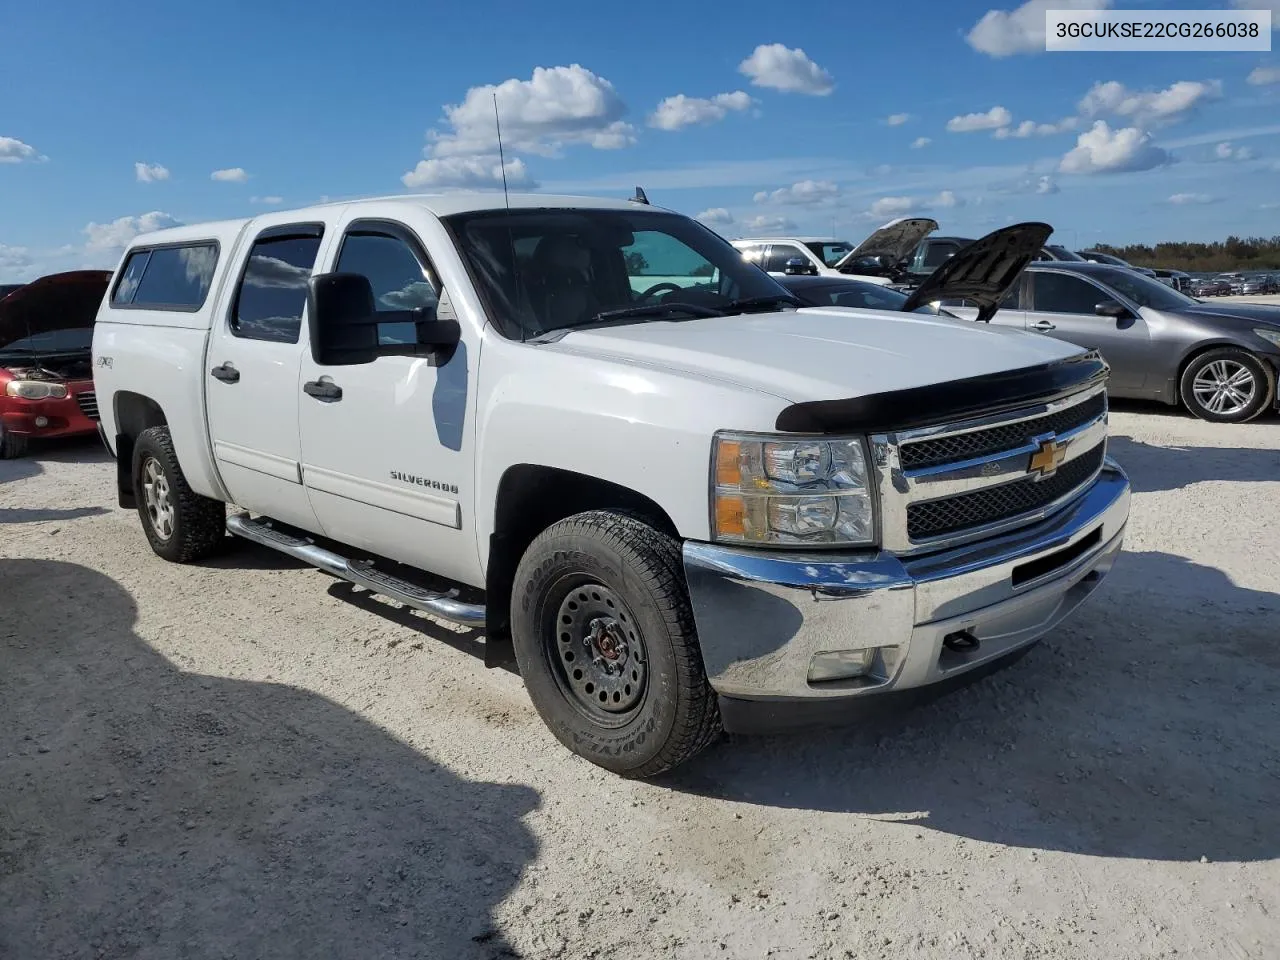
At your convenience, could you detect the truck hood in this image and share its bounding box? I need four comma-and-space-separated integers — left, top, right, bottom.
901, 221, 1052, 324
550, 309, 1084, 404
833, 217, 939, 270
0, 270, 110, 350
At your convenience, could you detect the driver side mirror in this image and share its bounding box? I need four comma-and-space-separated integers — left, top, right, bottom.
1094, 299, 1131, 319
784, 257, 818, 276
307, 273, 461, 367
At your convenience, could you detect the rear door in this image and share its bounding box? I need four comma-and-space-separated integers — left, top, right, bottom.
204, 221, 329, 531
762, 242, 810, 276
1025, 271, 1149, 392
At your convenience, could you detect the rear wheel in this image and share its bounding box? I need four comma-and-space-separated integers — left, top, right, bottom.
511, 510, 721, 778
1179, 348, 1275, 423
0, 425, 28, 459
132, 426, 226, 562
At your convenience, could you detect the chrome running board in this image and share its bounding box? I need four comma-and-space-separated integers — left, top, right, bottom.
226, 513, 486, 628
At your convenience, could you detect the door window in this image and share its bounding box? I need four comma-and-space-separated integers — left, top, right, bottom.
231, 230, 324, 343
764, 244, 807, 273
737, 244, 766, 267
335, 231, 439, 345
920, 241, 961, 270
1032, 273, 1106, 315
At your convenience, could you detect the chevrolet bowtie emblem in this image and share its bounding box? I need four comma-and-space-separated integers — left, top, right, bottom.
1028, 437, 1067, 479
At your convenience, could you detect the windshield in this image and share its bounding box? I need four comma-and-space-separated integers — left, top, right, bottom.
805, 241, 854, 267
799, 280, 950, 315
1094, 267, 1199, 310
444, 208, 794, 338
0, 327, 93, 354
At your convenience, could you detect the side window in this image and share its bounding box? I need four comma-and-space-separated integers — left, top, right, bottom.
622, 231, 719, 295
231, 231, 323, 343
920, 241, 960, 270
1000, 278, 1022, 308
112, 243, 218, 309
335, 231, 439, 345
737, 244, 765, 266
1032, 273, 1104, 315
764, 244, 806, 273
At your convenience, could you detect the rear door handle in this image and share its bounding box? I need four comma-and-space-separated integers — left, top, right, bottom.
303, 379, 343, 402
210, 362, 240, 383
1031, 320, 1057, 331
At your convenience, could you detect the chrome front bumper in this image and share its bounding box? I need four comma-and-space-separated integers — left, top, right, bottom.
683, 462, 1130, 704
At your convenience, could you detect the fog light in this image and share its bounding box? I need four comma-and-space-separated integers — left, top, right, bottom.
808, 649, 876, 683
34, 416, 49, 428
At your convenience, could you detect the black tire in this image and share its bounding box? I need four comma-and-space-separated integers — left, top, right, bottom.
1178, 347, 1276, 424
132, 426, 226, 562
0, 426, 29, 459
511, 510, 721, 778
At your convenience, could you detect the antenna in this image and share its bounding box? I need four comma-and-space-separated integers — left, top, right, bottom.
629, 186, 650, 205
493, 93, 526, 341
493, 93, 512, 211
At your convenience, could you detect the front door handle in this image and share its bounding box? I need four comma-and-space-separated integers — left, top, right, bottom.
1031, 320, 1057, 331
303, 379, 343, 402
210, 362, 240, 383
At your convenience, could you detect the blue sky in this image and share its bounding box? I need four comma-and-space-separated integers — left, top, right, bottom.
2, 0, 1279, 281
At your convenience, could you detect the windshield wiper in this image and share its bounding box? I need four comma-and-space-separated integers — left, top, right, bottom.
722, 294, 803, 313
589, 302, 726, 323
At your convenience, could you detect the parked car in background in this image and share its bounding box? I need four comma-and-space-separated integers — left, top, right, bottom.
1214, 273, 1247, 295
92, 195, 1130, 775
962, 261, 1280, 423
906, 236, 1084, 284
1190, 276, 1232, 297
1240, 275, 1279, 295
1037, 245, 1087, 262
1152, 268, 1192, 293
732, 217, 938, 286
0, 270, 108, 458
1076, 250, 1159, 280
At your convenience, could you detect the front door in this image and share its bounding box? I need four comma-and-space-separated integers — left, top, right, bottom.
1025, 271, 1150, 392
204, 221, 329, 531
297, 216, 480, 586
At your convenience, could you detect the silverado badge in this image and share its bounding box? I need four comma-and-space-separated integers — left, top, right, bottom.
1028, 437, 1067, 480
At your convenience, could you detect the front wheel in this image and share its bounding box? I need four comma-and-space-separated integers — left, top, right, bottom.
1179, 348, 1275, 423
511, 510, 721, 778
132, 426, 227, 562
0, 424, 29, 459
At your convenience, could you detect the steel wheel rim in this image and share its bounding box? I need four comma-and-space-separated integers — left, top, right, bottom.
1192, 360, 1256, 416
549, 581, 648, 724
142, 456, 175, 541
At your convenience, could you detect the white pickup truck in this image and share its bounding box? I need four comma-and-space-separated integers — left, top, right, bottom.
92, 193, 1130, 777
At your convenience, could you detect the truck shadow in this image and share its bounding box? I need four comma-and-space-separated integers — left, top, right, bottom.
1107, 435, 1280, 493
668, 549, 1280, 863
0, 559, 539, 959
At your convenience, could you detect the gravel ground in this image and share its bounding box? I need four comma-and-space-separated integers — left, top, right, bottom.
2, 404, 1278, 960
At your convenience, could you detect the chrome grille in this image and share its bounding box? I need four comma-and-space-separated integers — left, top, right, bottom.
907, 445, 1105, 540
76, 391, 100, 421
899, 392, 1106, 470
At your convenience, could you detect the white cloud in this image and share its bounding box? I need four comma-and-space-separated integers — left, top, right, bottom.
741, 214, 798, 233
994, 118, 1077, 138
134, 162, 170, 183
1079, 79, 1221, 128
885, 113, 911, 126
1168, 193, 1219, 205
1036, 175, 1060, 194
947, 106, 1013, 133
753, 179, 840, 205
696, 207, 733, 225
966, 0, 1112, 56
933, 190, 963, 208
869, 196, 918, 218
0, 136, 44, 163
1231, 0, 1280, 29
1248, 65, 1280, 85
401, 154, 536, 190
211, 167, 249, 183
250, 195, 284, 204
737, 44, 834, 96
1059, 121, 1171, 174
1214, 141, 1256, 161
0, 244, 32, 271
83, 212, 181, 253
649, 91, 753, 130
427, 64, 633, 158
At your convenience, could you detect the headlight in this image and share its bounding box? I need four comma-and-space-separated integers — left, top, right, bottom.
1253, 328, 1280, 349
5, 380, 68, 400
712, 432, 876, 547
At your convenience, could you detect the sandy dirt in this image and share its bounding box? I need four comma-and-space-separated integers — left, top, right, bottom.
2, 403, 1278, 960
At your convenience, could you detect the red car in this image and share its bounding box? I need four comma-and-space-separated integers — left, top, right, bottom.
0, 270, 110, 458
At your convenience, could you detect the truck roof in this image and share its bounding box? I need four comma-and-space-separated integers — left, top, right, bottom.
128, 193, 651, 248
732, 236, 843, 245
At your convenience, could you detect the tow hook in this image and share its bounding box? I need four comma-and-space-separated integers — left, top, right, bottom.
942, 629, 981, 653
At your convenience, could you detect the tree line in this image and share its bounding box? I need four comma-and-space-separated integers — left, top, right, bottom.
1092, 236, 1280, 273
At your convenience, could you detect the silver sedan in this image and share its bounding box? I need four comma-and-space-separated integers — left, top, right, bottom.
951, 262, 1280, 423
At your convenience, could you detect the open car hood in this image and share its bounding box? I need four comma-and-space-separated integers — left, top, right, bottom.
834, 217, 939, 271
0, 270, 110, 350
901, 222, 1053, 324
